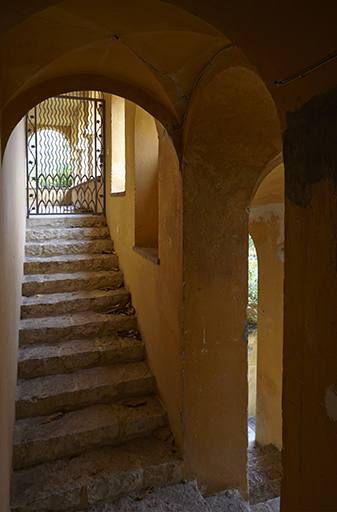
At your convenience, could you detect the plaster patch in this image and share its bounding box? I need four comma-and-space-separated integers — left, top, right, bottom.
325, 386, 337, 421
276, 242, 284, 262
249, 203, 284, 244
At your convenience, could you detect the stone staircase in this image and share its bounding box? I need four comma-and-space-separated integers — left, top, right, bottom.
10, 216, 181, 512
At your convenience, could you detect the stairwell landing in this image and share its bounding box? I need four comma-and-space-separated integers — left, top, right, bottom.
10, 215, 181, 512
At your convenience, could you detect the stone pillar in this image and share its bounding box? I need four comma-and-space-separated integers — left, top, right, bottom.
281, 88, 337, 511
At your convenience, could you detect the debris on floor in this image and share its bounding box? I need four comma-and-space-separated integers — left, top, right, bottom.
248, 443, 282, 506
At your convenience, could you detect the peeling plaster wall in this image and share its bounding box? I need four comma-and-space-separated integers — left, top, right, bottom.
105, 98, 183, 451
0, 119, 26, 509
281, 88, 337, 511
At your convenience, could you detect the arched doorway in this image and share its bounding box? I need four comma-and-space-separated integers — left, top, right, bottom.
247, 233, 258, 444
249, 159, 284, 449
247, 159, 284, 505
26, 92, 105, 216
181, 64, 282, 498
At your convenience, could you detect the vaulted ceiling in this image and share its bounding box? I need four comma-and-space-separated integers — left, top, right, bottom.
1, 0, 337, 146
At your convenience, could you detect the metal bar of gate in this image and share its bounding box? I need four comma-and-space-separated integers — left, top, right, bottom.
94, 98, 98, 214
35, 106, 38, 215
101, 98, 106, 216
26, 93, 105, 215
25, 114, 29, 218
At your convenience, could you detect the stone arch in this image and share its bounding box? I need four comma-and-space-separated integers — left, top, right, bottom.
181, 64, 282, 497
0, 0, 234, 153
2, 75, 179, 154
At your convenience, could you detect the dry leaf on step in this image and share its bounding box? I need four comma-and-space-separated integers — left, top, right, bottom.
117, 329, 142, 340
41, 412, 64, 424
110, 266, 119, 271
153, 427, 172, 442
121, 398, 147, 408
119, 295, 131, 308
167, 433, 175, 445
135, 486, 154, 501
99, 287, 116, 291
102, 250, 112, 254
93, 339, 114, 348
36, 294, 44, 298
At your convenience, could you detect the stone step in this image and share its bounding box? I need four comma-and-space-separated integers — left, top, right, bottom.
13, 396, 167, 469
25, 238, 114, 258
22, 269, 123, 297
24, 252, 118, 275
25, 226, 110, 243
10, 436, 182, 512
21, 286, 128, 318
94, 481, 213, 512
27, 215, 107, 229
19, 310, 137, 346
16, 362, 156, 419
18, 335, 145, 379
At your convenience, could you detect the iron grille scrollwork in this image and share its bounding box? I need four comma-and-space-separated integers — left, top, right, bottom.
26, 92, 105, 216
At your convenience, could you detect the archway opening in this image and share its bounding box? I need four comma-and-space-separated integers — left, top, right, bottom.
26, 92, 105, 216
247, 161, 284, 506
247, 233, 258, 445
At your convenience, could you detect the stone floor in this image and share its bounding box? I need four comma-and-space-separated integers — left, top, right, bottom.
83, 418, 282, 511
247, 417, 282, 506
84, 481, 280, 512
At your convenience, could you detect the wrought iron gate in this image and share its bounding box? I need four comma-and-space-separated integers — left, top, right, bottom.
26, 91, 105, 216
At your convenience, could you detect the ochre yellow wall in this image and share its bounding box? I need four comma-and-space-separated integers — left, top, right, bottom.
105, 97, 183, 450
2, 1, 337, 508
248, 332, 257, 417
249, 164, 284, 450
134, 107, 159, 248
181, 65, 281, 497
0, 119, 26, 510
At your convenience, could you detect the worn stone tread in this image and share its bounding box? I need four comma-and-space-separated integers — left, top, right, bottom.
27, 215, 107, 229
88, 481, 212, 512
24, 252, 118, 275
13, 396, 167, 469
26, 226, 110, 242
21, 288, 129, 318
18, 335, 145, 379
22, 269, 124, 297
25, 238, 114, 258
19, 309, 137, 345
16, 362, 156, 419
10, 436, 182, 511
12, 215, 176, 512
205, 488, 250, 511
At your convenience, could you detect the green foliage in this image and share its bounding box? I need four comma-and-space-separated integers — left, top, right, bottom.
35, 168, 73, 188
248, 235, 258, 326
